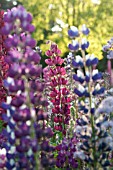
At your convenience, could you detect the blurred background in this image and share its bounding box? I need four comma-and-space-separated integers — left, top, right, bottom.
1, 0, 113, 71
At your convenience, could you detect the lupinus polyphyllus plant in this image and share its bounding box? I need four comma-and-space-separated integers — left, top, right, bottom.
0, 11, 9, 169
2, 5, 55, 170
43, 42, 71, 140
67, 25, 113, 169
0, 9, 9, 123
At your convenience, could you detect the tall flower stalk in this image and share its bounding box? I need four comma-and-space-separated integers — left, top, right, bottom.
44, 42, 71, 142
0, 10, 9, 169
67, 25, 113, 169
0, 9, 9, 122
2, 5, 54, 169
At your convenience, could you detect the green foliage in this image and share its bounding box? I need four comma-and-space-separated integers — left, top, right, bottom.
0, 120, 4, 132
0, 0, 21, 10
18, 0, 113, 60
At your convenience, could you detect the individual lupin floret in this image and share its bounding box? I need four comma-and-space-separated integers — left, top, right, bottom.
81, 38, 89, 50
92, 69, 102, 81
81, 24, 90, 35
72, 55, 84, 68
85, 54, 98, 67
74, 84, 85, 97
92, 83, 105, 96
68, 40, 79, 51
73, 70, 85, 84
68, 26, 79, 38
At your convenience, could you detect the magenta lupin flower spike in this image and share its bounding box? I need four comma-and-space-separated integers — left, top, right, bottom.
44, 42, 71, 137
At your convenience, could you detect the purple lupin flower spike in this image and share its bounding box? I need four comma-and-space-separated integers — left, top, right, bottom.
2, 5, 55, 169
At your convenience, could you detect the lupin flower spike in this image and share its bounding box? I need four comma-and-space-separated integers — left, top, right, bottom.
66, 24, 112, 169
2, 5, 55, 169
44, 42, 71, 138
0, 9, 9, 121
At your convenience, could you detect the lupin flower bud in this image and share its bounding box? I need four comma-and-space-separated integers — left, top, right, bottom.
81, 24, 90, 35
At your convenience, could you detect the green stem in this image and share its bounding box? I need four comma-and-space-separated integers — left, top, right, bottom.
81, 49, 97, 169
23, 76, 40, 170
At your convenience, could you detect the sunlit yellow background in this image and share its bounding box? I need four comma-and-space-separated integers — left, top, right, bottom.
4, 0, 113, 60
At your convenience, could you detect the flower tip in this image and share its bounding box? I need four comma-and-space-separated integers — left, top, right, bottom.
81, 24, 90, 35
68, 26, 79, 38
